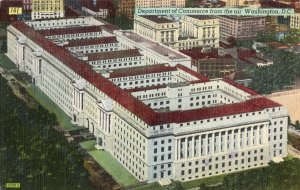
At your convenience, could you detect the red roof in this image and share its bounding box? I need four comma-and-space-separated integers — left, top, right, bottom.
223, 78, 258, 96
153, 97, 281, 125
64, 36, 118, 47
110, 64, 177, 78
87, 49, 141, 61
37, 25, 103, 36
10, 21, 282, 126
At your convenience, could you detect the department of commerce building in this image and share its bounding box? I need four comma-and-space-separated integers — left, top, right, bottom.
6, 17, 288, 184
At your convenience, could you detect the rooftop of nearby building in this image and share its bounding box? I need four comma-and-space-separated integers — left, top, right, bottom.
141, 15, 176, 23
109, 64, 177, 78
219, 15, 265, 20
64, 36, 118, 47
37, 25, 103, 36
86, 49, 141, 61
186, 15, 216, 20
118, 30, 187, 60
180, 48, 232, 60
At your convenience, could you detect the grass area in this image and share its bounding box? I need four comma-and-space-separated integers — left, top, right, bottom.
131, 182, 164, 190
0, 54, 17, 70
80, 140, 97, 151
80, 140, 138, 187
27, 85, 83, 131
87, 149, 138, 187
181, 174, 226, 190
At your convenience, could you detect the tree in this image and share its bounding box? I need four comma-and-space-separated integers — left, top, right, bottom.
199, 183, 209, 190
227, 36, 236, 46
295, 120, 300, 130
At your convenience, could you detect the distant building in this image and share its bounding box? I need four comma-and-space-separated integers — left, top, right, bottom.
291, 13, 300, 29
237, 48, 273, 67
134, 15, 220, 50
31, 0, 64, 20
118, 0, 185, 18
81, 0, 114, 18
218, 16, 266, 44
227, 71, 252, 87
180, 48, 236, 78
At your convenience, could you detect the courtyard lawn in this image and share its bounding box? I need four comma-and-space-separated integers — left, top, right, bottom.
80, 140, 140, 187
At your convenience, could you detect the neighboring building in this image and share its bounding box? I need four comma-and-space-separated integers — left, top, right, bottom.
118, 0, 185, 18
7, 17, 289, 184
218, 16, 266, 44
31, 0, 64, 20
117, 0, 134, 18
237, 48, 273, 67
134, 15, 220, 50
290, 13, 300, 29
227, 71, 252, 87
81, 0, 115, 18
180, 48, 236, 78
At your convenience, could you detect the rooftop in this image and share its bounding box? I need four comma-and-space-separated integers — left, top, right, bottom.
37, 25, 103, 36
86, 49, 141, 61
141, 16, 176, 23
187, 15, 216, 20
110, 64, 177, 78
119, 31, 187, 60
64, 36, 118, 47
180, 48, 232, 60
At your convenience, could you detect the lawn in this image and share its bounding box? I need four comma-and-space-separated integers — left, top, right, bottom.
181, 173, 225, 190
0, 53, 17, 70
80, 140, 97, 151
82, 142, 138, 187
27, 85, 84, 131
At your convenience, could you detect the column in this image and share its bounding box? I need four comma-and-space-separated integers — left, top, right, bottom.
176, 139, 180, 160
224, 131, 228, 152
177, 138, 182, 160
218, 132, 221, 153
191, 136, 195, 158
205, 134, 208, 155
256, 127, 259, 145
211, 133, 215, 154
231, 130, 234, 150
174, 139, 178, 160
244, 128, 247, 148
237, 129, 241, 149
250, 127, 253, 147
184, 137, 188, 159
199, 135, 202, 156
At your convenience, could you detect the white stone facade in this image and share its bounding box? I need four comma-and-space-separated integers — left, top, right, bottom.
134, 15, 220, 50
6, 17, 288, 184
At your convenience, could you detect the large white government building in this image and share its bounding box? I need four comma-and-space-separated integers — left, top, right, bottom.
6, 17, 288, 184
134, 15, 220, 50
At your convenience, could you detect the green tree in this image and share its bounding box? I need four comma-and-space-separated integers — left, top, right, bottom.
295, 120, 300, 130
